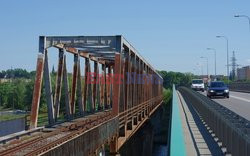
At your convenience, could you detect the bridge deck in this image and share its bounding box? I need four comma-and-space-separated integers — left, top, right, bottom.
170, 86, 225, 156
177, 91, 224, 156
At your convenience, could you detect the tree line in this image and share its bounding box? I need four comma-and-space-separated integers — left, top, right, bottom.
0, 69, 57, 112
157, 70, 194, 89
0, 68, 194, 112
0, 69, 35, 79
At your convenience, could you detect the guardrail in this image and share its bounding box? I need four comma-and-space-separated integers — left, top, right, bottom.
179, 87, 250, 156
169, 85, 186, 156
229, 82, 250, 93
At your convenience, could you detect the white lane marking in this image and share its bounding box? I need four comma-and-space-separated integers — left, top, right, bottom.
230, 95, 250, 103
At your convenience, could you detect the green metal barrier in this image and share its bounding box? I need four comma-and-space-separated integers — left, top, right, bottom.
169, 85, 186, 156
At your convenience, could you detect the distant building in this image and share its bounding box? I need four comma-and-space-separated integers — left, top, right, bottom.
237, 66, 250, 81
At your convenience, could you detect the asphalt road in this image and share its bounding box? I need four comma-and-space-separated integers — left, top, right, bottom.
200, 91, 250, 120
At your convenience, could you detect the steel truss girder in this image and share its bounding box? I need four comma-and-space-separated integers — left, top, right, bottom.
39, 35, 162, 78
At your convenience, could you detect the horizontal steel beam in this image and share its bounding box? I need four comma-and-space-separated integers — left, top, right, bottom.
39, 35, 162, 79
40, 36, 122, 52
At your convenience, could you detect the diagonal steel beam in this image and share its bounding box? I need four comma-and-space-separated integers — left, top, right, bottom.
30, 54, 45, 129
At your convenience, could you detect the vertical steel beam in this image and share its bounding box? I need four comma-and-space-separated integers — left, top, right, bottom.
83, 58, 93, 112
43, 50, 55, 125
128, 52, 132, 111
110, 136, 119, 154
70, 54, 79, 115
124, 52, 129, 112
92, 61, 98, 111
138, 59, 141, 111
110, 66, 114, 107
107, 66, 112, 108
77, 58, 84, 115
96, 64, 101, 110
130, 55, 134, 110
62, 55, 71, 120
30, 53, 45, 129
54, 49, 64, 121
83, 58, 88, 111
100, 64, 105, 109
112, 53, 121, 115
87, 60, 93, 112
135, 57, 139, 106
103, 64, 108, 109
121, 55, 126, 112
132, 55, 137, 108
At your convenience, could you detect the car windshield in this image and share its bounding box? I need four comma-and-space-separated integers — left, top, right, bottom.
192, 80, 203, 84
210, 82, 225, 87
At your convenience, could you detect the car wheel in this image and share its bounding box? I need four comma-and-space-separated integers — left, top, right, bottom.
227, 95, 229, 98
207, 95, 211, 98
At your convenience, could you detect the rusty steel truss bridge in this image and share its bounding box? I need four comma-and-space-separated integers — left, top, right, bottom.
0, 35, 163, 156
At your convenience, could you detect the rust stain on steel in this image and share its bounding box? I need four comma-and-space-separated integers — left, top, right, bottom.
112, 53, 121, 115
107, 66, 112, 108
0, 111, 114, 156
83, 58, 89, 111
92, 61, 98, 111
25, 35, 164, 155
63, 55, 71, 119
120, 57, 126, 113
100, 65, 105, 109
87, 59, 93, 112
70, 54, 79, 115
76, 58, 84, 115
103, 64, 108, 109
39, 116, 118, 156
30, 54, 45, 129
54, 49, 64, 120
96, 65, 101, 110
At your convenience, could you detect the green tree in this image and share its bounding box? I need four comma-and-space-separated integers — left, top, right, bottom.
158, 70, 194, 89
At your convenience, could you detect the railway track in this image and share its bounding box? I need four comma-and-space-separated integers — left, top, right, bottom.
0, 111, 113, 156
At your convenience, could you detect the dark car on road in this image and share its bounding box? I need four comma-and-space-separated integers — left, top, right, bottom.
207, 81, 229, 98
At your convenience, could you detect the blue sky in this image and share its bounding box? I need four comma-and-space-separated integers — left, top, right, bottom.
0, 0, 250, 75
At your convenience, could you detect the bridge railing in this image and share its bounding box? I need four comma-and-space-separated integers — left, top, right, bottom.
169, 85, 186, 156
179, 87, 250, 156
229, 82, 250, 93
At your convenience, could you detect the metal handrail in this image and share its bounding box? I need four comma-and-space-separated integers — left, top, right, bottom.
179, 87, 250, 156
169, 85, 187, 156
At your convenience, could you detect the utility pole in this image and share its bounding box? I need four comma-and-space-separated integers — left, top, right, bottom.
229, 51, 239, 81
207, 48, 217, 79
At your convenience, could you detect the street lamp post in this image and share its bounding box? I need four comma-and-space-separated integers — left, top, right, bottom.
196, 63, 203, 76
216, 35, 229, 83
234, 15, 250, 32
207, 48, 217, 78
200, 56, 209, 79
